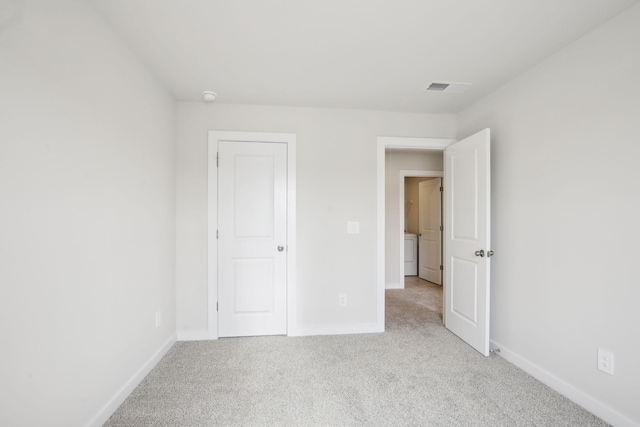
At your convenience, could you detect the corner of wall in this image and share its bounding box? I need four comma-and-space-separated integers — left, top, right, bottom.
86, 334, 177, 427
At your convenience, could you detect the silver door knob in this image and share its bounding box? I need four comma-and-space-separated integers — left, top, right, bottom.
487, 250, 494, 258
474, 249, 485, 257
277, 246, 285, 252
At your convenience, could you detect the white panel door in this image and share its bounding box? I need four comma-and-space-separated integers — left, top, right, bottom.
218, 141, 287, 337
444, 129, 491, 356
418, 178, 442, 285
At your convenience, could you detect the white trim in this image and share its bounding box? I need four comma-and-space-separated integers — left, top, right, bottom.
208, 131, 297, 339
290, 323, 381, 337
207, 140, 219, 340
286, 139, 298, 337
85, 334, 176, 427
397, 170, 444, 288
378, 136, 453, 151
376, 140, 386, 332
385, 283, 403, 290
177, 330, 212, 341
377, 137, 454, 333
491, 340, 639, 427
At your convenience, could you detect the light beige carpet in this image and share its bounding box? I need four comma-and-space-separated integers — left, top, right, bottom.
105, 278, 607, 426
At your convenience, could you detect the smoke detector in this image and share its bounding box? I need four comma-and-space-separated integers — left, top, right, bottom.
424, 82, 471, 94
202, 91, 217, 102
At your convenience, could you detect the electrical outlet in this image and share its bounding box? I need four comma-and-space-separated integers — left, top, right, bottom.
339, 293, 347, 307
155, 311, 162, 328
597, 348, 614, 375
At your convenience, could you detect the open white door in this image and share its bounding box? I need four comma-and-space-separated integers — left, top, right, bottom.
444, 129, 491, 356
418, 178, 442, 285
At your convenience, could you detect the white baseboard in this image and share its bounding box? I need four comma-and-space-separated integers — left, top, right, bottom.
85, 333, 176, 427
290, 322, 382, 337
491, 340, 639, 427
177, 329, 217, 341
386, 283, 404, 289
179, 324, 384, 339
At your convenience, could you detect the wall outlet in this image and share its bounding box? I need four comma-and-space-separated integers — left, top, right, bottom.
339, 293, 347, 307
597, 348, 614, 375
155, 311, 162, 328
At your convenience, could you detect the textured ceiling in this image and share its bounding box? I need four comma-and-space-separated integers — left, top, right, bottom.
89, 0, 638, 113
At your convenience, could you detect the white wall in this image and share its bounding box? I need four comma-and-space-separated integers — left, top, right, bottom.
0, 1, 176, 426
385, 152, 443, 287
176, 103, 455, 335
458, 4, 640, 425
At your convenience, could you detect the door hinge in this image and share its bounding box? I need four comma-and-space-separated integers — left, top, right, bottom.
216, 230, 219, 239
440, 265, 443, 271
440, 225, 443, 231
216, 152, 219, 167
440, 186, 443, 192
216, 302, 219, 312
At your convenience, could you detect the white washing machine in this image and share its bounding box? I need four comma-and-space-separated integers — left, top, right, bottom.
404, 233, 418, 276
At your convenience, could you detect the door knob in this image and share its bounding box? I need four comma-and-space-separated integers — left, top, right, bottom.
277, 246, 285, 252
487, 250, 494, 258
474, 249, 485, 257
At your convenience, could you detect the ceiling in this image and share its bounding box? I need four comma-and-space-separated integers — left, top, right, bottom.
89, 0, 638, 114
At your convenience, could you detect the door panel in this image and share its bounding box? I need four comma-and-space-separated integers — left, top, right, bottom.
233, 154, 275, 238
218, 141, 287, 337
450, 257, 477, 323
444, 129, 491, 356
418, 178, 442, 285
233, 258, 274, 313
451, 151, 478, 240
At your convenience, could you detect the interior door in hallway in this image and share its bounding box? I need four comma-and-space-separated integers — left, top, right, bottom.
418, 178, 442, 285
444, 129, 491, 356
218, 141, 288, 337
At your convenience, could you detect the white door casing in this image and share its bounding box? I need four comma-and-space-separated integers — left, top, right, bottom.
443, 129, 491, 356
208, 131, 296, 340
418, 178, 442, 285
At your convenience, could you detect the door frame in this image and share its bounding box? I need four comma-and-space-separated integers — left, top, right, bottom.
208, 131, 297, 340
397, 170, 443, 289
376, 136, 455, 331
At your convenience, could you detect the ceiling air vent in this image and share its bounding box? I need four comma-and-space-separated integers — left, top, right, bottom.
425, 81, 471, 94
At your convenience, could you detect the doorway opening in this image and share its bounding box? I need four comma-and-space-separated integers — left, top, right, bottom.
377, 130, 492, 356
401, 174, 443, 288
376, 136, 454, 331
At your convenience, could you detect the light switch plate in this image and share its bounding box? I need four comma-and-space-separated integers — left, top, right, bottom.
347, 221, 360, 234
155, 311, 161, 328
